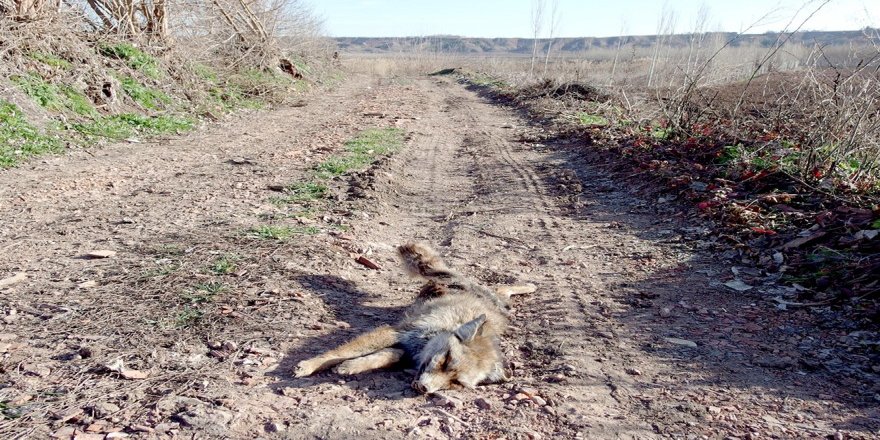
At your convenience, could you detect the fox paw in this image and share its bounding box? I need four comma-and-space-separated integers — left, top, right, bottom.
293, 360, 318, 378
334, 362, 358, 376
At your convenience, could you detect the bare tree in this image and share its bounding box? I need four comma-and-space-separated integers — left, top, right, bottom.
529, 0, 544, 78
609, 20, 628, 86
647, 2, 675, 87
542, 0, 560, 77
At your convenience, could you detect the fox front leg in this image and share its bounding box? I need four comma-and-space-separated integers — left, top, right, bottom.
294, 325, 400, 377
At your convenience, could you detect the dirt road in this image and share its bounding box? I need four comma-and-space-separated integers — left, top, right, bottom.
0, 74, 877, 439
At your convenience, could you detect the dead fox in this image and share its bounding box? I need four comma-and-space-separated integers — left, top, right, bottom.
293, 243, 536, 393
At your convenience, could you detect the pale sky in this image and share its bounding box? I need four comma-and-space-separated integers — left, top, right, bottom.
312, 0, 879, 38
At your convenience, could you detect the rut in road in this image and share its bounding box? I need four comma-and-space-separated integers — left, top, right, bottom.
0, 74, 875, 439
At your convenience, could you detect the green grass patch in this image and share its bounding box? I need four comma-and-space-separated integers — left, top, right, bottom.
119, 75, 171, 109
247, 225, 319, 240
99, 43, 162, 78
195, 281, 227, 295
174, 306, 204, 328
272, 182, 328, 205
650, 126, 673, 140
29, 52, 71, 70
192, 63, 219, 83
10, 73, 65, 111
182, 282, 226, 305
72, 114, 193, 141
140, 262, 180, 279
210, 254, 238, 275
0, 100, 62, 168
10, 73, 97, 117
576, 112, 608, 126
314, 128, 405, 178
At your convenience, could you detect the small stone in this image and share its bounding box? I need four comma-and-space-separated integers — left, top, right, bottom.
474, 397, 492, 410
431, 393, 462, 409
90, 402, 120, 418
624, 368, 642, 376
74, 433, 106, 440
85, 422, 107, 432
512, 393, 530, 401
542, 405, 557, 416
129, 425, 154, 433
708, 406, 722, 415
532, 396, 547, 406
547, 373, 567, 383
106, 433, 129, 439
659, 307, 672, 318
52, 407, 84, 423
23, 363, 51, 377
334, 321, 351, 329
52, 427, 77, 438
264, 421, 284, 433
222, 340, 237, 351
78, 280, 98, 289
153, 422, 179, 433
664, 337, 698, 348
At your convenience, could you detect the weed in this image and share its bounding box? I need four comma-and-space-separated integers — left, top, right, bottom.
650, 126, 673, 140
140, 262, 179, 279
0, 100, 62, 167
182, 282, 225, 304
314, 128, 405, 178
99, 43, 161, 78
192, 63, 219, 83
576, 112, 608, 126
29, 52, 71, 70
118, 75, 171, 109
248, 225, 319, 240
175, 306, 204, 327
211, 254, 238, 275
272, 182, 327, 204
195, 281, 227, 295
468, 73, 508, 88
1, 400, 23, 419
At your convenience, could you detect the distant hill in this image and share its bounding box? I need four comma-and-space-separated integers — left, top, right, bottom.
334, 30, 876, 55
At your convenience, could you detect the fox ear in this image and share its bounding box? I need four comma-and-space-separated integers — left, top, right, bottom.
454, 314, 487, 342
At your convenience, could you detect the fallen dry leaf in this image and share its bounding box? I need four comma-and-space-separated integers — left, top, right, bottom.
105, 359, 149, 380
84, 250, 117, 259
355, 255, 381, 270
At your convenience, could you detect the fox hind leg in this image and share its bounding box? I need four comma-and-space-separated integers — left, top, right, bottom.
294, 325, 400, 377
334, 348, 405, 375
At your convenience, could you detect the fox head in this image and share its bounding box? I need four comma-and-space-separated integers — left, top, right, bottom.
411, 314, 508, 394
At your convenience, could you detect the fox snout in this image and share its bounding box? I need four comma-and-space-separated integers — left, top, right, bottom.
411, 373, 451, 394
